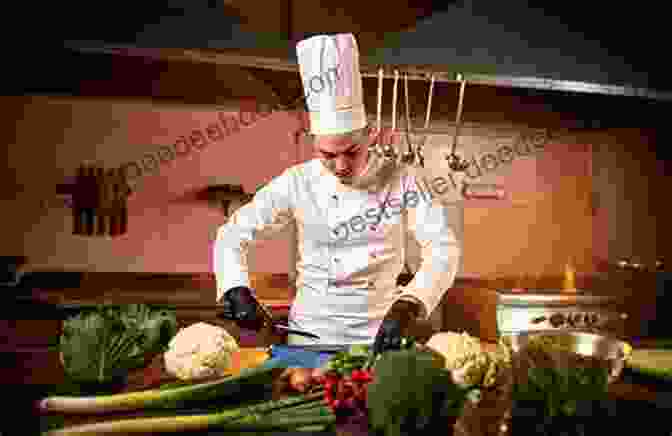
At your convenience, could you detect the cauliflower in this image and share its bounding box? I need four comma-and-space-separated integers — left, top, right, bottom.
451, 353, 490, 387
426, 331, 512, 389
426, 331, 484, 370
163, 322, 240, 381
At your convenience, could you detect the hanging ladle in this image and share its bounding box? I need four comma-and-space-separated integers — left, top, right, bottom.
413, 74, 435, 168
446, 74, 470, 171
369, 67, 385, 157
381, 69, 400, 160
400, 72, 415, 165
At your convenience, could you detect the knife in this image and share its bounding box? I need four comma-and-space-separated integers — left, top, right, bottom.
215, 295, 321, 340
270, 324, 321, 340
268, 344, 350, 353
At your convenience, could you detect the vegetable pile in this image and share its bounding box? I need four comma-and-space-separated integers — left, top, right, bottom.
43, 317, 625, 436
40, 362, 337, 435
59, 304, 177, 386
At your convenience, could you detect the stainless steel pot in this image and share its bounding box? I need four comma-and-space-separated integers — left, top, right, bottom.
507, 330, 631, 383
496, 288, 629, 337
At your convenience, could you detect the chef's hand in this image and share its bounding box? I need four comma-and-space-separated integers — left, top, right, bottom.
218, 286, 271, 331
372, 300, 435, 355
373, 300, 418, 355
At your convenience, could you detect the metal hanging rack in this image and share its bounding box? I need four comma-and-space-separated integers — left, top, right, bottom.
64, 42, 672, 102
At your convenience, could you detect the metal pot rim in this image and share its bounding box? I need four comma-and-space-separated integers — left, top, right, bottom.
505, 330, 630, 383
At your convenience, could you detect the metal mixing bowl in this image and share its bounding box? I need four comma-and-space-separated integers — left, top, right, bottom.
506, 330, 630, 383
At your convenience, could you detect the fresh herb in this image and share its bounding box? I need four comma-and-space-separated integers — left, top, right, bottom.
58, 304, 177, 385
513, 364, 609, 418
511, 349, 611, 436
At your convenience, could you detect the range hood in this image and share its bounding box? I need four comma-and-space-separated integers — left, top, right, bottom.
54, 0, 670, 102
9, 0, 669, 104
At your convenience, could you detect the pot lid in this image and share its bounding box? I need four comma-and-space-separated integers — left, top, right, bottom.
497, 288, 619, 306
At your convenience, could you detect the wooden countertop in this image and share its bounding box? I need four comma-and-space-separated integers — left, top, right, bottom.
22, 271, 296, 307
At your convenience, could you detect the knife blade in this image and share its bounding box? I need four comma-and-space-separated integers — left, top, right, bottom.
271, 324, 321, 340
268, 344, 350, 354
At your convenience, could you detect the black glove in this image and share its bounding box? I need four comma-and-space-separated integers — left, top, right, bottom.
218, 286, 270, 331
372, 318, 405, 356
372, 300, 435, 356
372, 300, 418, 355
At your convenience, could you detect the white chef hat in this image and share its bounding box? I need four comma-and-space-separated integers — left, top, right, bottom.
296, 33, 367, 136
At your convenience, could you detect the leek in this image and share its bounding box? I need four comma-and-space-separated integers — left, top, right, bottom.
39, 361, 286, 414
43, 393, 335, 435
45, 415, 336, 435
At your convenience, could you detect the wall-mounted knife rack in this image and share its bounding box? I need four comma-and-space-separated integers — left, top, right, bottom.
72, 163, 129, 237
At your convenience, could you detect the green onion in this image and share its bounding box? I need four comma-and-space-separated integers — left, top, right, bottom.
38, 361, 286, 414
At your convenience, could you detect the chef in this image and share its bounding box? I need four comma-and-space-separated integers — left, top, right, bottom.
214, 33, 461, 348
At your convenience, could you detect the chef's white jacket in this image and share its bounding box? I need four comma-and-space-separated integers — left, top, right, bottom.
214, 156, 461, 345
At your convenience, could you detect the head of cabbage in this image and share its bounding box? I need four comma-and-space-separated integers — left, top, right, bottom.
59, 304, 178, 386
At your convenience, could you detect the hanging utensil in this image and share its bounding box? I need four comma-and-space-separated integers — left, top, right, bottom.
389, 69, 409, 166
413, 74, 435, 168
381, 70, 398, 161
401, 72, 416, 165
370, 68, 385, 157
446, 74, 470, 171
391, 69, 399, 133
